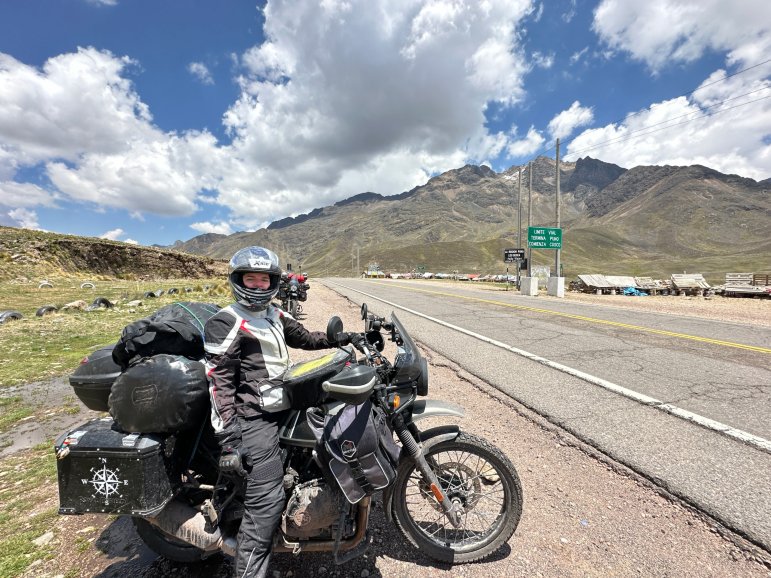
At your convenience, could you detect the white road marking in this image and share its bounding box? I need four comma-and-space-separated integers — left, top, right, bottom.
330, 281, 771, 455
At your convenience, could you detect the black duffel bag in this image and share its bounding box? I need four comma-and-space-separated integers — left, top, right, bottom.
109, 354, 209, 434
112, 302, 220, 370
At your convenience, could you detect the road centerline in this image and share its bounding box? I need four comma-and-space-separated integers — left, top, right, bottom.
368, 280, 771, 354
328, 280, 771, 455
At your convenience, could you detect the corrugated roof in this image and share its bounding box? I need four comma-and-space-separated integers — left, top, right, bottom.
635, 277, 667, 288
605, 275, 638, 288
577, 274, 613, 288
670, 274, 710, 289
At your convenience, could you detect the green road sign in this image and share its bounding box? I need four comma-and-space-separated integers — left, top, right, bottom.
528, 226, 562, 249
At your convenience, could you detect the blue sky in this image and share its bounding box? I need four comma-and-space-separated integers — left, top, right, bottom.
0, 0, 769, 246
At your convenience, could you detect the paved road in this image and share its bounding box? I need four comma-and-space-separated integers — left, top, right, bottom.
322, 278, 771, 553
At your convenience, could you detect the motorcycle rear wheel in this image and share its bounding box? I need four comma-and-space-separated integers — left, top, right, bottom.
392, 432, 523, 563
132, 517, 209, 563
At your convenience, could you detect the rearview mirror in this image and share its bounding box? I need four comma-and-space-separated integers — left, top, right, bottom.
326, 316, 343, 342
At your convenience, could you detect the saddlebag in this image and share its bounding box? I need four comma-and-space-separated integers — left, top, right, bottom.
55, 417, 173, 516
307, 400, 400, 504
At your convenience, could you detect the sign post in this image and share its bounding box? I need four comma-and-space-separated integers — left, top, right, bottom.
504, 248, 525, 290
528, 227, 565, 297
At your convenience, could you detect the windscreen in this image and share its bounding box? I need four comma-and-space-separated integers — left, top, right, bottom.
391, 312, 423, 387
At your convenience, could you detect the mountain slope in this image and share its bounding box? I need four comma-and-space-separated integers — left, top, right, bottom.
173, 157, 771, 282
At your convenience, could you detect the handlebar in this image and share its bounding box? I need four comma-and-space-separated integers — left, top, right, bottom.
322, 374, 377, 395
343, 332, 387, 368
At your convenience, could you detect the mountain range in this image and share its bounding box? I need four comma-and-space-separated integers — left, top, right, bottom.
172, 156, 770, 283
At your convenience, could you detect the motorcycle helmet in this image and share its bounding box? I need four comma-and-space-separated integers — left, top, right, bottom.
228, 246, 282, 310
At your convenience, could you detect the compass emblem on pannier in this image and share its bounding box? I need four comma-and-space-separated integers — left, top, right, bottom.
82, 462, 127, 505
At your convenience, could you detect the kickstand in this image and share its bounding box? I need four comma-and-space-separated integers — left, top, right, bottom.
333, 531, 370, 565
332, 505, 370, 565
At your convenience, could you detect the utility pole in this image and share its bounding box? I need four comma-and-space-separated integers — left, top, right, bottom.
527, 161, 532, 277
555, 138, 561, 278
356, 246, 360, 277
517, 167, 522, 289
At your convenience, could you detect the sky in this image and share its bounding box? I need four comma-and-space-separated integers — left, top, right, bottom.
0, 0, 769, 247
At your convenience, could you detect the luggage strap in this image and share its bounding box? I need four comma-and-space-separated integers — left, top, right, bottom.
340, 441, 374, 494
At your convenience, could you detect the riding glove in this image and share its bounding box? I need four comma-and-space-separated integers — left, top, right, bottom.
219, 446, 248, 477
335, 332, 353, 346
215, 423, 248, 477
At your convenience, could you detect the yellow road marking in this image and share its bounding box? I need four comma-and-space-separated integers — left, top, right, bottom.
370, 281, 771, 354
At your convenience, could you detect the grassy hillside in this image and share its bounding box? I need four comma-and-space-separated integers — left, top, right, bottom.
0, 226, 227, 282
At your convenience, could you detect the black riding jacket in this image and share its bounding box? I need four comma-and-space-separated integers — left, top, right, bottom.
203, 303, 333, 434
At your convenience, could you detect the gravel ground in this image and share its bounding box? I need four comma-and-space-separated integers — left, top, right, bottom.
413, 279, 771, 327
19, 283, 771, 578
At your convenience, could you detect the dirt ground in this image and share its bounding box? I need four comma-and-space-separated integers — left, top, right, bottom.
417, 278, 771, 327
7, 284, 771, 578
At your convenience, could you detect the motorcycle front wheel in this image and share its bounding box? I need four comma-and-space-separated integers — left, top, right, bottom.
392, 432, 523, 563
289, 299, 298, 317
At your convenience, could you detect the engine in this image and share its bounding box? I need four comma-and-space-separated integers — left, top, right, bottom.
281, 480, 348, 540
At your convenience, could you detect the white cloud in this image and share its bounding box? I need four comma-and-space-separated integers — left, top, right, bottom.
0, 48, 221, 218
531, 51, 554, 69
532, 2, 544, 23
2, 0, 768, 241
593, 0, 771, 72
7, 208, 40, 229
218, 0, 534, 226
548, 101, 594, 139
86, 0, 118, 6
124, 238, 139, 245
99, 228, 124, 240
566, 82, 771, 179
570, 46, 589, 65
0, 181, 58, 208
188, 62, 214, 85
561, 0, 577, 23
578, 0, 771, 179
190, 221, 234, 235
46, 130, 222, 216
0, 49, 154, 165
1, 3, 536, 231
507, 126, 546, 157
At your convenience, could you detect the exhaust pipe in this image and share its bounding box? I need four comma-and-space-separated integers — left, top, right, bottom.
148, 497, 370, 558
147, 500, 236, 556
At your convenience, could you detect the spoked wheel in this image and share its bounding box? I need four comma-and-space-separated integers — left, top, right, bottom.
392, 432, 523, 563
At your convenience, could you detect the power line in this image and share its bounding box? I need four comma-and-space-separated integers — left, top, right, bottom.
563, 87, 771, 160
563, 93, 771, 159
529, 57, 771, 161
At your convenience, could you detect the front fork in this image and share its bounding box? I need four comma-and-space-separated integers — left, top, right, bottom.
392, 415, 463, 527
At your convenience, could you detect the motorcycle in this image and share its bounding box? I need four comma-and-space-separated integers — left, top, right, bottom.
277, 276, 309, 318
55, 303, 523, 566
